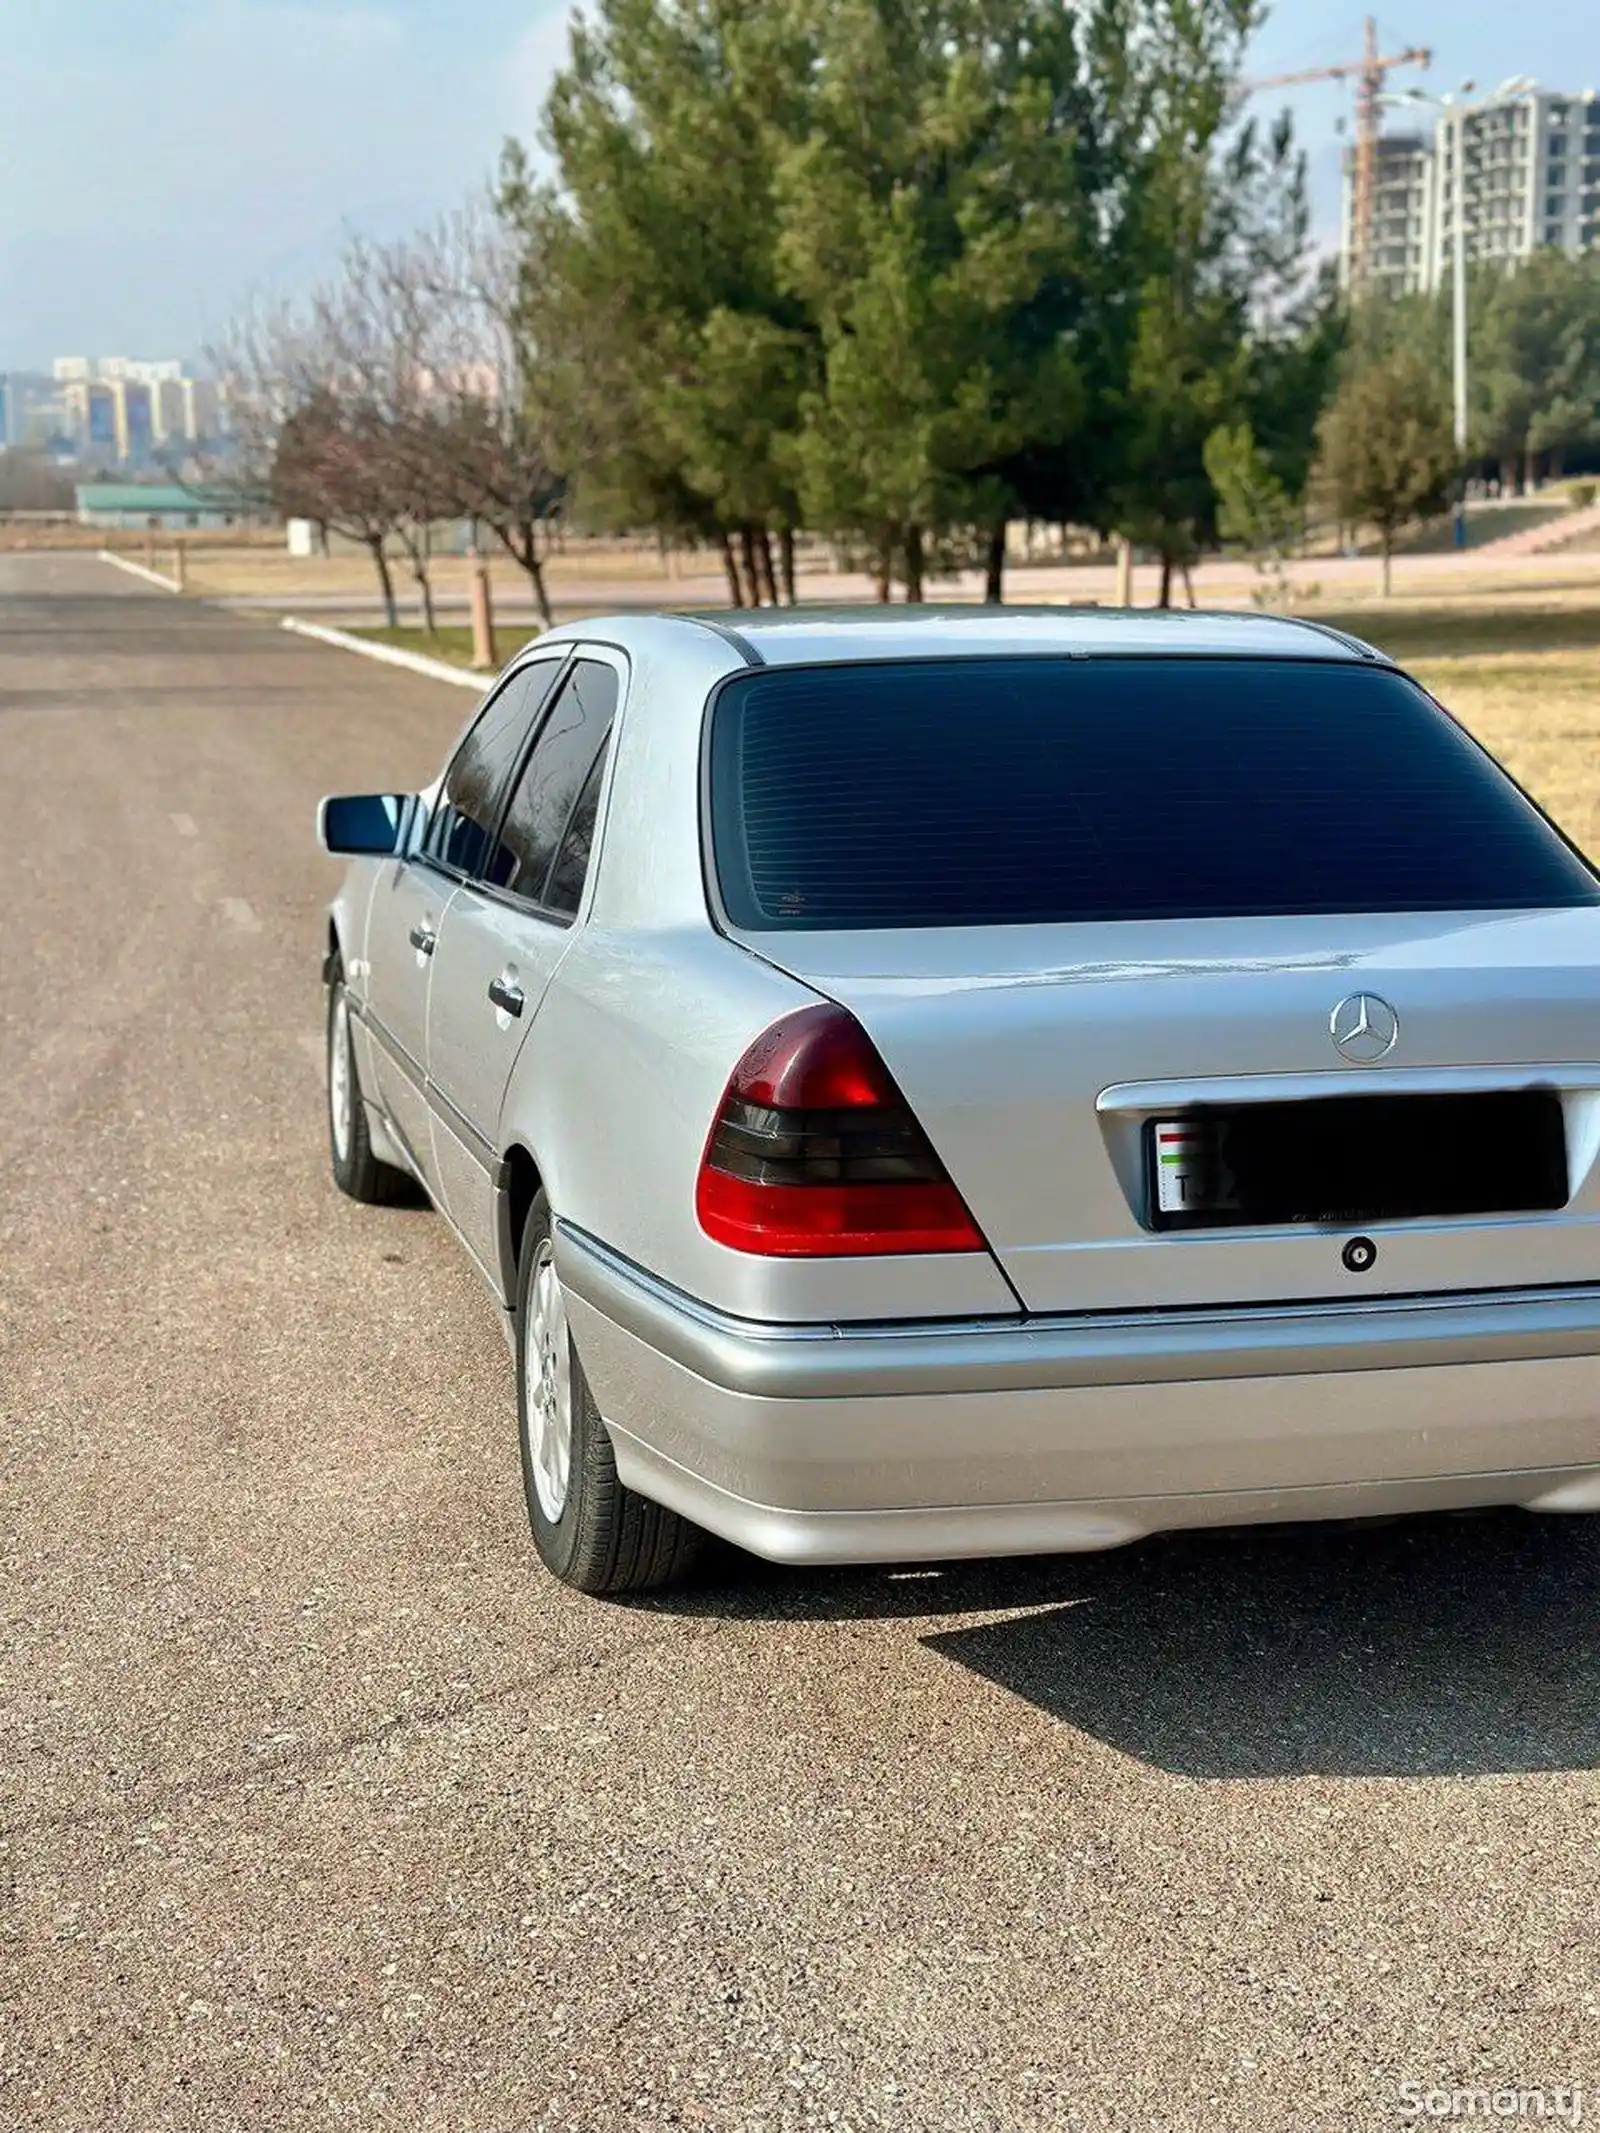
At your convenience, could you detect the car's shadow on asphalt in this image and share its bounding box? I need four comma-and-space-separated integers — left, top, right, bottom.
659, 1512, 1600, 1780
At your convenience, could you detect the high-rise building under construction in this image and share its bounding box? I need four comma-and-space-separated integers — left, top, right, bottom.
1340, 86, 1600, 297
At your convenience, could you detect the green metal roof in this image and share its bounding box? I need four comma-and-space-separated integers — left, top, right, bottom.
76, 483, 236, 511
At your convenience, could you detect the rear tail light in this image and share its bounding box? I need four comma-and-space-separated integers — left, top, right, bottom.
695, 1003, 985, 1257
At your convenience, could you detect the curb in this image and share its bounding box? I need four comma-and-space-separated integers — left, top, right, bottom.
279, 616, 492, 691
99, 549, 182, 592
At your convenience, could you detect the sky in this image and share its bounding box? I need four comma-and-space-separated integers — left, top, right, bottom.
0, 0, 1595, 372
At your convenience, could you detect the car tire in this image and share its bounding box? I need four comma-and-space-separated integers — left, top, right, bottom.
515, 1190, 704, 1595
326, 964, 410, 1205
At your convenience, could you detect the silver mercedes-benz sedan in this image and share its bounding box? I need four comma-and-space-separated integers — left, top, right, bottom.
318, 607, 1600, 1593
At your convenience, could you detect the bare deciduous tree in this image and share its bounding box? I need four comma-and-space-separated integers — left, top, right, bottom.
399, 193, 567, 628
216, 198, 577, 639
209, 293, 410, 626
305, 236, 451, 633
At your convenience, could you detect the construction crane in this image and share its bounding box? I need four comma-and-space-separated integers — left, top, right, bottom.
1248, 15, 1431, 291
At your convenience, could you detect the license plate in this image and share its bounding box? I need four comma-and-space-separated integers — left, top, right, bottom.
1145, 1091, 1567, 1232
1151, 1116, 1237, 1218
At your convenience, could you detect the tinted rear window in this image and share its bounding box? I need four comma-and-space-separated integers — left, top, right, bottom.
708, 657, 1598, 929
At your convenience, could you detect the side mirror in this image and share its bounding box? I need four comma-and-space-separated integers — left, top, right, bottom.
317, 792, 410, 857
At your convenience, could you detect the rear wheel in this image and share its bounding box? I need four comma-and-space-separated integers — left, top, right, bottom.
327, 965, 409, 1205
516, 1189, 704, 1595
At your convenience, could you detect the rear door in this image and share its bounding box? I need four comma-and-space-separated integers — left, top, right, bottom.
426, 651, 620, 1277
363, 656, 563, 1189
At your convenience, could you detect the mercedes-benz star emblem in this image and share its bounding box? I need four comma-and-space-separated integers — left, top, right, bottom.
1329, 992, 1399, 1063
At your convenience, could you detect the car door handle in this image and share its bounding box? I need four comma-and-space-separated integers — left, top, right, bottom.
408, 921, 437, 956
488, 975, 524, 1018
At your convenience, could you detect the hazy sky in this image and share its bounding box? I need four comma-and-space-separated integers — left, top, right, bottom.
1, 0, 1595, 370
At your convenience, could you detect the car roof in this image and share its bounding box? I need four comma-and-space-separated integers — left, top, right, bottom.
533, 604, 1387, 669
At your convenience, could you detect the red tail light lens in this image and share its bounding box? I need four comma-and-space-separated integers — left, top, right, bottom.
695, 1004, 985, 1257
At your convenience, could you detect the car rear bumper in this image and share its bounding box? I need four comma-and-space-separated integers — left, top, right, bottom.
554, 1222, 1600, 1563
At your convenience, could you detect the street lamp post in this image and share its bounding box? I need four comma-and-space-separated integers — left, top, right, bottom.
1383, 76, 1537, 549
1449, 101, 1470, 548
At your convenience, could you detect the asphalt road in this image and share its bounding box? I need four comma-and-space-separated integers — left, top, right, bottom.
4, 554, 1599, 2133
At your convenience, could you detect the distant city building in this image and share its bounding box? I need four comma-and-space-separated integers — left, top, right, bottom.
1339, 85, 1600, 296
98, 356, 184, 385
19, 357, 228, 465
64, 380, 119, 456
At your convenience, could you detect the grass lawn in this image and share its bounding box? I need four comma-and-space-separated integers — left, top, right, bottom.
348, 624, 540, 673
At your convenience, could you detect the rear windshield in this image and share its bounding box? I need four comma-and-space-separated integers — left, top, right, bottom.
708, 656, 1599, 929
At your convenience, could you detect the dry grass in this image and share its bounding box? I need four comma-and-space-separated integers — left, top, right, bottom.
1410, 653, 1600, 860
185, 550, 527, 600
1294, 593, 1600, 858
352, 624, 540, 670
0, 523, 281, 556
182, 538, 721, 602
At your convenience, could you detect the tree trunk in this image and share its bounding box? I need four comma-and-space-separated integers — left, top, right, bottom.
738, 525, 763, 607
874, 535, 893, 604
418, 520, 436, 634
720, 532, 744, 607
518, 521, 554, 629
316, 519, 330, 557
754, 527, 780, 607
903, 523, 924, 603
1380, 533, 1392, 598
1523, 447, 1539, 494
1180, 562, 1197, 609
413, 559, 436, 635
983, 518, 1006, 604
1156, 552, 1174, 609
486, 520, 555, 629
368, 537, 398, 629
1500, 457, 1516, 497
778, 527, 797, 606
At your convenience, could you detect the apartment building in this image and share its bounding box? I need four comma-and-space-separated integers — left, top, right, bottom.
1341, 131, 1437, 295
1340, 85, 1600, 297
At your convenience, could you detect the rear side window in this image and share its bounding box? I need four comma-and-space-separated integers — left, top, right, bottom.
492, 659, 618, 910
425, 657, 564, 879
709, 657, 1599, 929
543, 736, 612, 917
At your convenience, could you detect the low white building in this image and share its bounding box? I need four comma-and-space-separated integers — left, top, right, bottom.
75, 483, 249, 530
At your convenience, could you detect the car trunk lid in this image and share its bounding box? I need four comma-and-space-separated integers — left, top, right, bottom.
738, 908, 1600, 1311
